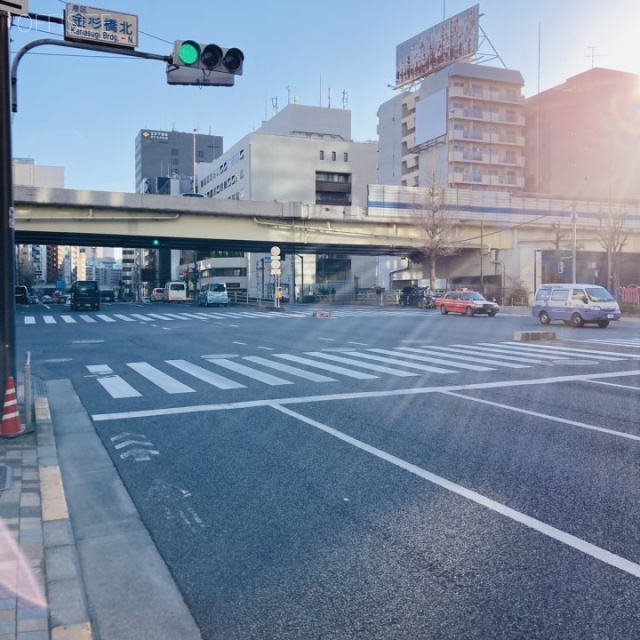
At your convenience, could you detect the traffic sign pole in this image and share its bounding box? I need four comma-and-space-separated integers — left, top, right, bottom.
0, 11, 17, 401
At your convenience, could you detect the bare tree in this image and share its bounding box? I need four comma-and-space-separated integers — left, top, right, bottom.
550, 222, 567, 250
410, 171, 459, 290
16, 260, 36, 290
597, 205, 629, 292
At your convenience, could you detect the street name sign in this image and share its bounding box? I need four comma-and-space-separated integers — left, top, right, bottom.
65, 3, 138, 48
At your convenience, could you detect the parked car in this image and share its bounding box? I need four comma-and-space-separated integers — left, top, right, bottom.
150, 288, 165, 302
435, 289, 500, 317
163, 281, 187, 303
100, 289, 116, 303
70, 280, 100, 311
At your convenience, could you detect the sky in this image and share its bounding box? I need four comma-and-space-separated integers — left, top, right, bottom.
8, 0, 640, 194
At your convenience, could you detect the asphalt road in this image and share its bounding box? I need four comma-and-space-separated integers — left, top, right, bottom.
16, 301, 640, 639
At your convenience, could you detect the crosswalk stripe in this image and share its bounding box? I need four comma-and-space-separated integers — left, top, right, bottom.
274, 354, 379, 379
113, 314, 136, 322
477, 342, 624, 361
445, 344, 545, 363
365, 348, 494, 372
96, 314, 116, 323
409, 345, 532, 368
163, 313, 192, 320
130, 314, 154, 321
43, 315, 56, 324
87, 365, 141, 398
203, 357, 293, 385
127, 362, 195, 394
24, 316, 36, 325
165, 359, 246, 389
61, 315, 77, 323
501, 341, 637, 360
190, 312, 213, 319
346, 350, 461, 374
305, 351, 419, 377
147, 313, 175, 321
78, 315, 97, 323
243, 356, 337, 382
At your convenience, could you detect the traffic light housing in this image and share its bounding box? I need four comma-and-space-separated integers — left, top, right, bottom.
167, 40, 244, 86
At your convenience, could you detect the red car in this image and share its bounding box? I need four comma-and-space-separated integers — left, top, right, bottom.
435, 290, 500, 317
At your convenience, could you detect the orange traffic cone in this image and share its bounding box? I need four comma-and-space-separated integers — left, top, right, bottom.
1, 376, 23, 438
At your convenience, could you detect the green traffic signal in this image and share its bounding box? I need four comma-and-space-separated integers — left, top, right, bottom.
152, 239, 159, 247
177, 40, 200, 65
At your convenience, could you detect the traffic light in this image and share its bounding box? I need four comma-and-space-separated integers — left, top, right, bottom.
152, 239, 160, 247
167, 40, 244, 86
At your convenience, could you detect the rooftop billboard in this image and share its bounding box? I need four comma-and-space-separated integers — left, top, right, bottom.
395, 4, 480, 88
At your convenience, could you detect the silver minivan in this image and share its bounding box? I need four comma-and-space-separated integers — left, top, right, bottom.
199, 282, 228, 307
532, 283, 622, 328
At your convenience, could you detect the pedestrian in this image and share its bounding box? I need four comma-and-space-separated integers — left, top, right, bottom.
331, 287, 336, 302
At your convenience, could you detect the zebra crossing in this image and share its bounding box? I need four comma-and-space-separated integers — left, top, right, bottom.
86, 340, 640, 400
20, 307, 426, 326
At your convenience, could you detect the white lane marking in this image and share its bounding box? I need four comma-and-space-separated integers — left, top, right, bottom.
78, 315, 97, 323
91, 369, 640, 422
113, 314, 136, 322
440, 344, 541, 364
270, 404, 640, 580
165, 360, 246, 390
127, 362, 196, 394
349, 342, 369, 346
451, 344, 568, 362
441, 391, 640, 442
486, 342, 624, 362
129, 314, 154, 321
222, 312, 246, 318
96, 314, 116, 323
43, 315, 56, 324
232, 341, 247, 345
365, 348, 493, 373
173, 313, 201, 320
61, 315, 77, 324
305, 351, 419, 377
586, 380, 640, 392
257, 346, 274, 351
86, 364, 141, 398
24, 316, 36, 325
243, 356, 337, 382
203, 358, 293, 386
408, 346, 532, 368
274, 354, 379, 380
163, 313, 193, 320
318, 338, 335, 342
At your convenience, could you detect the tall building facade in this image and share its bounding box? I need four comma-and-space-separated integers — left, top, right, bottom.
128, 128, 224, 299
523, 67, 640, 201
378, 62, 526, 192
195, 104, 379, 299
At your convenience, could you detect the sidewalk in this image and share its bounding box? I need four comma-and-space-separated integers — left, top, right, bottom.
0, 377, 92, 640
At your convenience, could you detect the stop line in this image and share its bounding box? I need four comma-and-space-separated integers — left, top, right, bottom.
85, 340, 640, 400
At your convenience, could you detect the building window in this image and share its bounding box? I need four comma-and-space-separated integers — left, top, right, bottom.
171, 148, 179, 156
331, 151, 337, 161
197, 150, 205, 159
319, 150, 324, 160
343, 152, 348, 162
171, 158, 179, 166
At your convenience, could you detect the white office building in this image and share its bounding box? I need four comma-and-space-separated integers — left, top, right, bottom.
196, 104, 380, 300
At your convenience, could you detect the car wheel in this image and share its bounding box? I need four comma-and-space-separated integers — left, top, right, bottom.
597, 319, 610, 328
440, 305, 448, 315
465, 306, 474, 317
570, 312, 584, 328
539, 311, 551, 325
487, 311, 496, 317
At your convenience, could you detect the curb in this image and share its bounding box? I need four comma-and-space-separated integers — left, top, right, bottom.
34, 384, 93, 640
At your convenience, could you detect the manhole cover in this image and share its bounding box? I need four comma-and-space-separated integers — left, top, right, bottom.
0, 464, 12, 491
553, 359, 598, 366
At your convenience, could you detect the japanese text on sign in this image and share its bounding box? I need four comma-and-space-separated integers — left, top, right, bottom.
65, 4, 138, 48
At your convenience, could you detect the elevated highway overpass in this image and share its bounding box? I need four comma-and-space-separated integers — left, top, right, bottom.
13, 185, 640, 258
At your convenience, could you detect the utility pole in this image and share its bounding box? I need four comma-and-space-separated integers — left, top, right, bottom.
0, 10, 17, 401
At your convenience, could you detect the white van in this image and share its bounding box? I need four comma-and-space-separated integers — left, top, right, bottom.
163, 281, 187, 303
199, 282, 228, 307
532, 283, 621, 328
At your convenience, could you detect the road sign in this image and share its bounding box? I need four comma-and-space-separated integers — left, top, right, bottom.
64, 4, 139, 48
0, 1, 27, 15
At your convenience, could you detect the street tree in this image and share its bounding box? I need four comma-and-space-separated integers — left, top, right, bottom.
409, 171, 459, 290
597, 205, 629, 292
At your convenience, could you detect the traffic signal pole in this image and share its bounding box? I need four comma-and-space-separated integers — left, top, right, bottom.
0, 11, 17, 401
